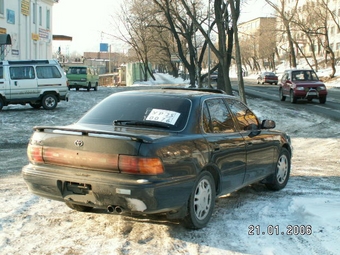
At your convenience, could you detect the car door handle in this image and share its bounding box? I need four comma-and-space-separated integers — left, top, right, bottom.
14, 81, 18, 86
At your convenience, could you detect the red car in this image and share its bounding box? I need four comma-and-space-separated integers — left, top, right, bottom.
279, 69, 327, 104
257, 72, 278, 85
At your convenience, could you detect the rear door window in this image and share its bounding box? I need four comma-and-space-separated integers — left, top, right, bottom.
203, 98, 235, 133
226, 99, 259, 131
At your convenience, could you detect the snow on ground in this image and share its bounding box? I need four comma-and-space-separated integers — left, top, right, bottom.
1, 73, 340, 255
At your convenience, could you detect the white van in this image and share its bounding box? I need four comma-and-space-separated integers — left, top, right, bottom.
0, 60, 69, 110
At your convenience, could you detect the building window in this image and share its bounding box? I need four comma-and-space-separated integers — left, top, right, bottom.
0, 0, 4, 16
336, 42, 340, 50
46, 9, 50, 29
32, 3, 36, 24
39, 6, 42, 26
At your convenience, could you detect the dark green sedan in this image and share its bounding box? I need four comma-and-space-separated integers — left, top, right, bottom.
22, 88, 292, 229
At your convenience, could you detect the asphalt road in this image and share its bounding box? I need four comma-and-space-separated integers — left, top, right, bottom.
232, 78, 340, 122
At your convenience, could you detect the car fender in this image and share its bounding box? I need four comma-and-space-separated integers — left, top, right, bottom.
201, 162, 222, 195
0, 90, 6, 98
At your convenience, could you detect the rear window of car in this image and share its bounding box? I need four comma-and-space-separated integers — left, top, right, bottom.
68, 67, 87, 75
77, 93, 192, 131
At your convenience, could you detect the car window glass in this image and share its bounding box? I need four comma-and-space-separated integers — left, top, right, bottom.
36, 66, 62, 79
10, 66, 35, 79
202, 103, 212, 133
204, 99, 235, 133
0, 66, 3, 79
226, 99, 259, 131
78, 94, 191, 131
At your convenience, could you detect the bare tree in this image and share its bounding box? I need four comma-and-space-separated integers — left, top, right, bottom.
180, 0, 234, 95
111, 0, 156, 81
152, 0, 209, 87
265, 0, 298, 68
229, 0, 246, 103
315, 0, 337, 77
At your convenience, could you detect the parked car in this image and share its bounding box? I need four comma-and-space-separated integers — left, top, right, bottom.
279, 69, 327, 104
66, 66, 99, 91
22, 88, 292, 229
0, 59, 69, 110
257, 72, 278, 85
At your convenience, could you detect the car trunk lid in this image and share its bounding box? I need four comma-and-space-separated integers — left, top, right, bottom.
28, 125, 169, 173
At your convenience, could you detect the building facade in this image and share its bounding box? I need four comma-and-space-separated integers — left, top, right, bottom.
238, 17, 277, 70
0, 0, 58, 61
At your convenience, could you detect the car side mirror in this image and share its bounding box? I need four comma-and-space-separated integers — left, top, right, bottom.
261, 120, 276, 129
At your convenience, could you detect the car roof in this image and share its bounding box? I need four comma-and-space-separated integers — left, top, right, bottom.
115, 87, 236, 100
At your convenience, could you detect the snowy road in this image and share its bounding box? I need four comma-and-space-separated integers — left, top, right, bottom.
1, 82, 340, 255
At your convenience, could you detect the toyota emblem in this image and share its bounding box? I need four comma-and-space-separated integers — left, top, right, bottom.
74, 140, 84, 147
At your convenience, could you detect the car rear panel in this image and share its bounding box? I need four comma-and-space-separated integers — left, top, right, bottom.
22, 125, 195, 214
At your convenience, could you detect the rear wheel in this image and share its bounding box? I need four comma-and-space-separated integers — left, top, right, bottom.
182, 171, 216, 229
42, 94, 58, 110
65, 202, 93, 212
279, 88, 286, 101
290, 90, 297, 103
87, 83, 91, 91
0, 97, 4, 110
266, 148, 291, 191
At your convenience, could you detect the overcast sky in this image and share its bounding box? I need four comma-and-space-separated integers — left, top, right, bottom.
52, 0, 273, 55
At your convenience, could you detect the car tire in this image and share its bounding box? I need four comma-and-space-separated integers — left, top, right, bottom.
0, 97, 4, 110
65, 202, 93, 212
42, 94, 58, 110
319, 97, 326, 104
257, 80, 260, 84
182, 171, 216, 229
279, 88, 286, 101
87, 83, 91, 91
29, 102, 42, 109
290, 90, 297, 103
265, 148, 291, 191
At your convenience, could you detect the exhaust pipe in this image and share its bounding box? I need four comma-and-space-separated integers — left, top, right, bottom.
107, 205, 124, 214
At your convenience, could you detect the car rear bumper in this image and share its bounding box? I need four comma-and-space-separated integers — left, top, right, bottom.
264, 79, 278, 83
60, 92, 69, 101
68, 81, 88, 88
22, 164, 193, 215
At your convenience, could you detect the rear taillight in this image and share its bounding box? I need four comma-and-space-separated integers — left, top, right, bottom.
119, 155, 164, 175
27, 144, 44, 164
27, 143, 164, 175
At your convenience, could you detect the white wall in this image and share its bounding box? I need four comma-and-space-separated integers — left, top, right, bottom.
0, 0, 55, 60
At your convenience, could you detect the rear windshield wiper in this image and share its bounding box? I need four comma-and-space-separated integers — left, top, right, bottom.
113, 120, 170, 129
